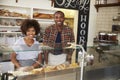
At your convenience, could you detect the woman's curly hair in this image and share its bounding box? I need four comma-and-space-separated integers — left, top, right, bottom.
21, 19, 40, 35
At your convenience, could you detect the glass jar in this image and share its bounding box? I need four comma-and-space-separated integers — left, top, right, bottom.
107, 33, 117, 41
99, 32, 108, 40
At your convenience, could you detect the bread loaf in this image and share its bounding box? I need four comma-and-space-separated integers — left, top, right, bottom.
33, 12, 53, 19
55, 64, 66, 70
31, 68, 43, 74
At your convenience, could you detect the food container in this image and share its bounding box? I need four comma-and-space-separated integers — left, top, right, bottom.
107, 33, 117, 41
99, 32, 108, 40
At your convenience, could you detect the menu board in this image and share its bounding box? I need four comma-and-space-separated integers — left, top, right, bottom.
54, 0, 78, 10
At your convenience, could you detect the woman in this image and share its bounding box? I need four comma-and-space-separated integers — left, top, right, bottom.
11, 19, 42, 71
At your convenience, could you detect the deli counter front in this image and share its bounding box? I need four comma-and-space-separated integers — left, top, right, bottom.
0, 43, 93, 80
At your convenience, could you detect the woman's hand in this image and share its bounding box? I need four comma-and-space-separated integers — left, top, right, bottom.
17, 66, 34, 72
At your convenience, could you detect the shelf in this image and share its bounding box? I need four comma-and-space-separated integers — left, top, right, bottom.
33, 8, 56, 15
113, 19, 120, 21
34, 18, 54, 22
0, 32, 21, 34
94, 3, 120, 12
0, 25, 20, 28
0, 5, 57, 33
0, 16, 30, 19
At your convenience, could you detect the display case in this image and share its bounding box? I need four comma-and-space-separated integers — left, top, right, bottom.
0, 42, 119, 78
84, 43, 120, 80
0, 43, 93, 80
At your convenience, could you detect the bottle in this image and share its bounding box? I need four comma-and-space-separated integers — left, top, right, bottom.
86, 54, 94, 65
78, 51, 83, 62
89, 55, 94, 65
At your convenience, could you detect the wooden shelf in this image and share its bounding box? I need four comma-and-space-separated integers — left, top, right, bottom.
0, 31, 21, 35
94, 3, 120, 12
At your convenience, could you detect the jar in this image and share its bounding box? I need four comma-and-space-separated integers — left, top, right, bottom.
111, 33, 117, 41
99, 32, 107, 40
107, 33, 117, 41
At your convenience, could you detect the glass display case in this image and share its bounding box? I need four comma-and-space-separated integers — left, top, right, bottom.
0, 43, 93, 80
84, 44, 120, 80
0, 42, 120, 80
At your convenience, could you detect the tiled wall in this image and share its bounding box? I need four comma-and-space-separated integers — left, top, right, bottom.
95, 6, 120, 34
107, 0, 118, 3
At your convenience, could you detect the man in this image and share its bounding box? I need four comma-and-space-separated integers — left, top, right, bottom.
43, 11, 75, 66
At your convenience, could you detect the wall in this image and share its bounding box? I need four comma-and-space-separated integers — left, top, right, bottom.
87, 0, 97, 46
95, 6, 120, 34
0, 0, 52, 9
107, 0, 118, 3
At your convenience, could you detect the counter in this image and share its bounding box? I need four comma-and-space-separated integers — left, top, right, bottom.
12, 67, 80, 80
0, 43, 86, 80
103, 50, 120, 57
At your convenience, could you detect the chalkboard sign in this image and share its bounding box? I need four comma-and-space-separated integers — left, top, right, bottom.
77, 0, 90, 50
54, 0, 90, 10
54, 0, 78, 10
